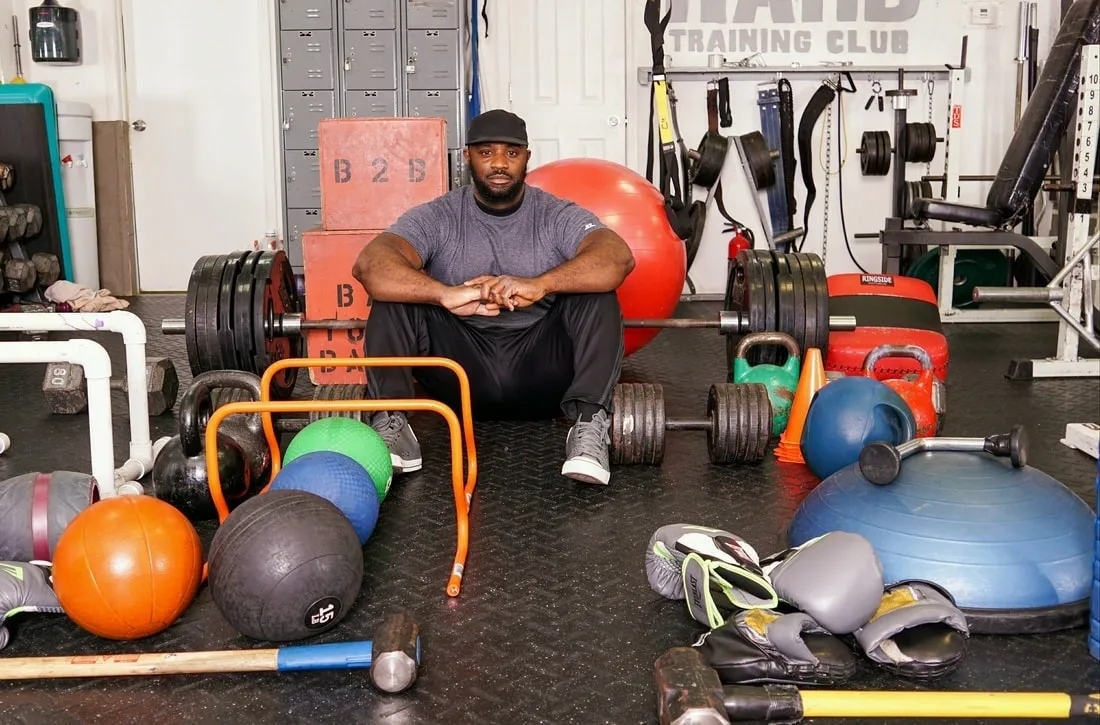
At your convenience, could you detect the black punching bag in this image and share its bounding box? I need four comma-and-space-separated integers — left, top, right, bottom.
29, 0, 81, 65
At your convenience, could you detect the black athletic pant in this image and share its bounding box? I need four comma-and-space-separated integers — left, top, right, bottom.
364, 292, 624, 421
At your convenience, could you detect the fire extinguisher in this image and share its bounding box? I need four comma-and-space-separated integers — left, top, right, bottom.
727, 223, 755, 260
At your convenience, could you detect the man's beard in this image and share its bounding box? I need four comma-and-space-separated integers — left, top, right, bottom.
472, 167, 526, 205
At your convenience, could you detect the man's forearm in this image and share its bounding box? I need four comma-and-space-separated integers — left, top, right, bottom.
353, 247, 447, 305
537, 233, 636, 295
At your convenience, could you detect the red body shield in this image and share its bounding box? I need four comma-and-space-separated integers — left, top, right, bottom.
825, 273, 950, 382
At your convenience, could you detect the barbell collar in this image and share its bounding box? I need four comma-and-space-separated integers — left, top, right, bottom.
827, 315, 858, 331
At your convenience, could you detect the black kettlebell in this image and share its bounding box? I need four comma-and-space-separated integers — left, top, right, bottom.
150, 372, 252, 521
200, 370, 273, 494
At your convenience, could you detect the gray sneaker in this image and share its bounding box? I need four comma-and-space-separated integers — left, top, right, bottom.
371, 411, 423, 474
561, 409, 612, 485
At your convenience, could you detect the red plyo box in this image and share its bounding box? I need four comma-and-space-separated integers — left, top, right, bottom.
318, 117, 449, 231
301, 227, 382, 385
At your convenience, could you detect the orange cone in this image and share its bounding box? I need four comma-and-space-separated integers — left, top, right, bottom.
775, 347, 826, 464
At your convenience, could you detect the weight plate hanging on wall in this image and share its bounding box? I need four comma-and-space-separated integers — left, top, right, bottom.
904, 122, 938, 164
858, 130, 892, 176
689, 130, 730, 188
739, 131, 778, 188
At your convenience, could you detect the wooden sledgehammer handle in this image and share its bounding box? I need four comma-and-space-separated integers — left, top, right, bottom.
0, 649, 278, 679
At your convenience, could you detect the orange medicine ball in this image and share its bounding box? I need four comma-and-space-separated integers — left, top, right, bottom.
51, 495, 204, 640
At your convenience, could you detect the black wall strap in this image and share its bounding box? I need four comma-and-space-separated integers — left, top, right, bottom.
718, 78, 733, 128
778, 78, 797, 229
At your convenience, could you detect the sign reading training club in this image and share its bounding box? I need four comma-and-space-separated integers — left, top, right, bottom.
664, 0, 929, 58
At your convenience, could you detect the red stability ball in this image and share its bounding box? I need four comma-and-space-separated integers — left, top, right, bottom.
526, 158, 686, 357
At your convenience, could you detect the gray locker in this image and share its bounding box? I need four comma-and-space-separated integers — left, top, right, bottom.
344, 30, 398, 90
285, 208, 322, 267
280, 30, 336, 90
284, 150, 323, 208
277, 0, 333, 30
408, 90, 459, 148
344, 0, 396, 29
345, 90, 398, 118
406, 0, 458, 29
281, 90, 335, 149
406, 29, 459, 89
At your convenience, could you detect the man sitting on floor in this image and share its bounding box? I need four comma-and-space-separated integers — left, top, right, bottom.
351, 109, 635, 486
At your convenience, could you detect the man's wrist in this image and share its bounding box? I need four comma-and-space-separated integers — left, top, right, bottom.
534, 271, 557, 296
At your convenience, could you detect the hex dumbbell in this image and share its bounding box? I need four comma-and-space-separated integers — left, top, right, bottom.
42, 358, 180, 416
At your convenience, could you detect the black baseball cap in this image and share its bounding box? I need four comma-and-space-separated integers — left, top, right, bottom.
466, 109, 528, 147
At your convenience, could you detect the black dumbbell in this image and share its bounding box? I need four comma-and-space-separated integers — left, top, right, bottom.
858, 424, 1028, 485
42, 358, 180, 416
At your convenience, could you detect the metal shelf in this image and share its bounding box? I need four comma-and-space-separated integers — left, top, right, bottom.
637, 64, 955, 85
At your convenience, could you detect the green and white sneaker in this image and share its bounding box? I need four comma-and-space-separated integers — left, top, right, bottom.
371, 411, 423, 474
561, 408, 612, 485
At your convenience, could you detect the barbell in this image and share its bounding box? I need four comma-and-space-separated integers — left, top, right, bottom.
159, 250, 857, 395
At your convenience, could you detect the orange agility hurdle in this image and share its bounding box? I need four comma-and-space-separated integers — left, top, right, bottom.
203, 356, 477, 598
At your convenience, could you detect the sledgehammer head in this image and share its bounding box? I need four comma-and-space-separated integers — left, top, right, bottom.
370, 611, 421, 693
654, 647, 731, 725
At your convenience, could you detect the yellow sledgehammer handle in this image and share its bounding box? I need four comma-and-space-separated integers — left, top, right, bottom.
800, 690, 1100, 719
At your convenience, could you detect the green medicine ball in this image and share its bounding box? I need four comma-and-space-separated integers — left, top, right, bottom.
284, 417, 393, 502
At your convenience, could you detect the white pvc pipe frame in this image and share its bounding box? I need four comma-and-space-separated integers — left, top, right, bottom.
0, 311, 169, 489
0, 339, 118, 495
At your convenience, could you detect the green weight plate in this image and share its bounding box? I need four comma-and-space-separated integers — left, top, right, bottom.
250, 250, 299, 399
200, 255, 230, 374
184, 256, 214, 376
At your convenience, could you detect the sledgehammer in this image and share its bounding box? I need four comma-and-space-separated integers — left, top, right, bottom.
655, 647, 1099, 724
0, 611, 421, 694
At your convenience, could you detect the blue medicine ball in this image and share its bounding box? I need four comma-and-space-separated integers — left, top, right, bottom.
269, 450, 380, 545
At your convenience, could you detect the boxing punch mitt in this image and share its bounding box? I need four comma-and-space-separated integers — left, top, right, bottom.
853, 580, 970, 679
645, 524, 778, 628
0, 561, 64, 650
760, 532, 885, 635
692, 608, 858, 687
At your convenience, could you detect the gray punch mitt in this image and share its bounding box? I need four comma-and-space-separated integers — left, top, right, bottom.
0, 561, 64, 650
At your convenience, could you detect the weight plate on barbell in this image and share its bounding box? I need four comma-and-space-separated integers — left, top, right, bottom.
796, 252, 829, 353
204, 255, 231, 374
789, 253, 819, 357
771, 253, 798, 366
309, 383, 369, 424
610, 382, 665, 466
251, 250, 300, 399
184, 256, 210, 375
707, 382, 773, 464
785, 254, 808, 364
757, 253, 779, 366
233, 252, 260, 375
218, 252, 250, 374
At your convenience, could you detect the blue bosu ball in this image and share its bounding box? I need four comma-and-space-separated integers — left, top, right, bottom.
787, 451, 1094, 634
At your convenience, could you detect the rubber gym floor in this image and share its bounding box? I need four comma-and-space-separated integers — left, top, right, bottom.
0, 294, 1098, 725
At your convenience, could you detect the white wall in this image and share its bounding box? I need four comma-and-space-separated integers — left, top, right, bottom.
0, 0, 1068, 294
617, 0, 1063, 292
5, 0, 124, 119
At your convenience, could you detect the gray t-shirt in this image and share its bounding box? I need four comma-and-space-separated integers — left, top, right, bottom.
385, 184, 608, 329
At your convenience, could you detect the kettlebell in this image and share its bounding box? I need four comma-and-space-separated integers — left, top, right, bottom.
150, 373, 253, 521
862, 344, 938, 438
800, 376, 916, 480
732, 332, 801, 436
198, 370, 273, 493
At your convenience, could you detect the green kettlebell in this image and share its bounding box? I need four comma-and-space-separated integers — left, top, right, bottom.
732, 332, 802, 436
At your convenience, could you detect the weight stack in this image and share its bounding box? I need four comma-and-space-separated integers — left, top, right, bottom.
0, 84, 73, 282
1090, 451, 1099, 660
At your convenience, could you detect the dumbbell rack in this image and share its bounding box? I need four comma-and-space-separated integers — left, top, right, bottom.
0, 310, 173, 488
0, 158, 55, 302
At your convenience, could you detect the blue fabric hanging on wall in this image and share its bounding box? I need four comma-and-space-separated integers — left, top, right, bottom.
467, 0, 482, 123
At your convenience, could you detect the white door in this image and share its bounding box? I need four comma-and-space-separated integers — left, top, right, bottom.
494, 0, 628, 169
121, 1, 281, 291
